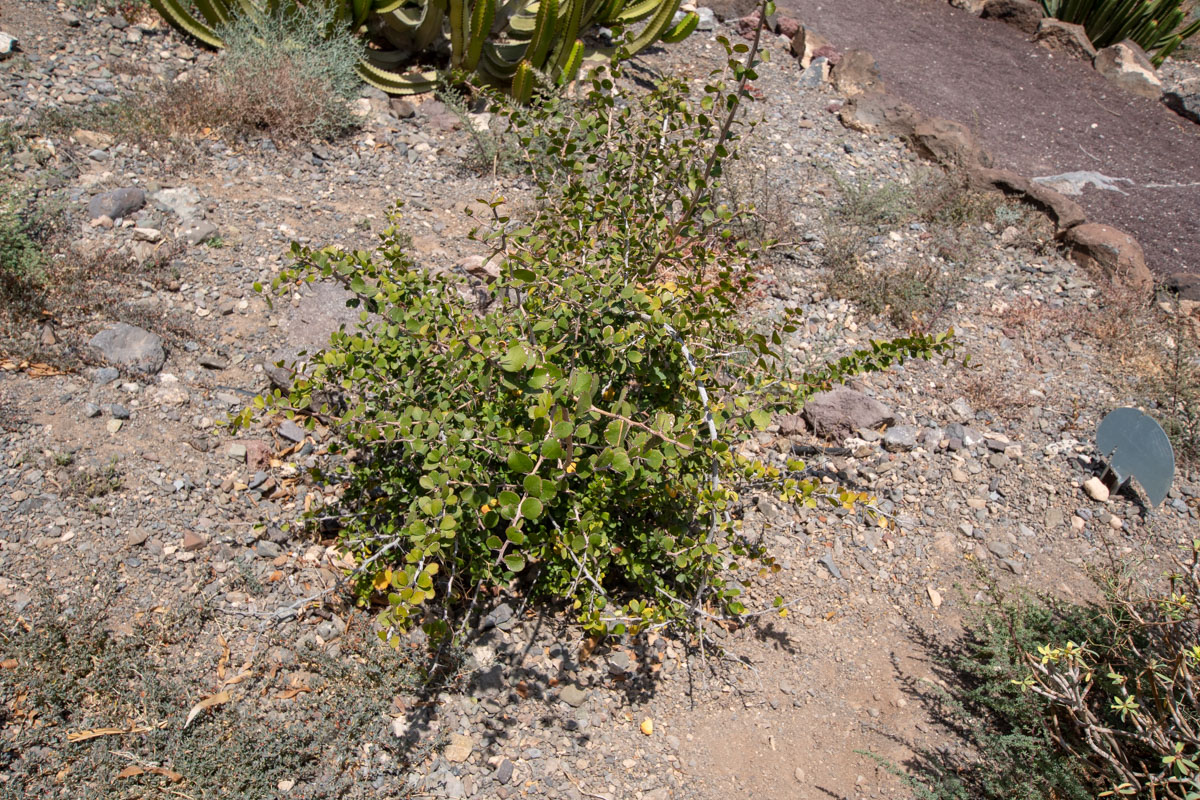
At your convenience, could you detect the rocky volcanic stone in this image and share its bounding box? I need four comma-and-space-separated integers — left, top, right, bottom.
980, 0, 1044, 34
777, 15, 801, 39
1166, 272, 1200, 301
86, 187, 145, 221
911, 117, 988, 167
790, 25, 834, 69
830, 50, 883, 96
798, 57, 830, 88
1034, 19, 1095, 59
1094, 41, 1162, 99
776, 413, 808, 436
88, 323, 165, 374
1164, 91, 1200, 125
1064, 223, 1153, 292
802, 387, 894, 440
558, 685, 588, 707
151, 186, 203, 220
968, 167, 1087, 231
839, 93, 921, 136
883, 425, 919, 452
278, 420, 306, 443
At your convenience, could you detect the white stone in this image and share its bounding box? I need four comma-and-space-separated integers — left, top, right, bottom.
1083, 476, 1110, 502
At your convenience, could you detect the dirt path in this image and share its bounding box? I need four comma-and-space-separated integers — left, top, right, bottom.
779, 0, 1200, 275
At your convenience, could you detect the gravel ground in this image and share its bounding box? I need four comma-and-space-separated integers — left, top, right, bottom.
1, 3, 1199, 799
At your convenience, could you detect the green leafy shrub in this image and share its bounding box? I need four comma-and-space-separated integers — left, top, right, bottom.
908, 583, 1101, 800
243, 19, 958, 643
0, 130, 62, 304
1040, 0, 1200, 65
1011, 545, 1200, 799
916, 548, 1200, 800
202, 5, 365, 141
149, 0, 698, 98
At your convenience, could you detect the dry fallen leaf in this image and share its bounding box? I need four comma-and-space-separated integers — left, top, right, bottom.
640, 718, 654, 736
184, 691, 230, 729
222, 670, 253, 687
115, 766, 144, 780
1, 658, 17, 669
578, 636, 600, 663
67, 724, 151, 743
276, 687, 311, 701
217, 634, 230, 681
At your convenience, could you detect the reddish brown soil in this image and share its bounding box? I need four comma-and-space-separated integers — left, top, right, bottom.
781, 0, 1200, 275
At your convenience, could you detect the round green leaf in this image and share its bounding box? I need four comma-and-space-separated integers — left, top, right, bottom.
500, 343, 529, 372
504, 554, 526, 573
520, 496, 544, 520
508, 450, 536, 473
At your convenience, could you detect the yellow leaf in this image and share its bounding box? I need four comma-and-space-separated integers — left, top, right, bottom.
184, 691, 230, 728
373, 571, 390, 591
640, 719, 654, 736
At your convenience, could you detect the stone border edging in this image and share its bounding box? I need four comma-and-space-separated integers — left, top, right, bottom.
762, 14, 1158, 293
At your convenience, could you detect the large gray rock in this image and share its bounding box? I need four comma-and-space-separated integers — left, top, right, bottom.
1063, 223, 1153, 292
980, 0, 1044, 34
801, 387, 895, 441
1034, 18, 1095, 59
86, 187, 145, 221
88, 323, 166, 374
1094, 41, 1162, 99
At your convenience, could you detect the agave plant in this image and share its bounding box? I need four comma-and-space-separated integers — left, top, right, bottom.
148, 0, 698, 97
1041, 0, 1200, 65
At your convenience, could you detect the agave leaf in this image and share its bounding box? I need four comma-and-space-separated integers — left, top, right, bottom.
372, 0, 405, 11
357, 60, 439, 93
194, 0, 232, 27
382, 2, 446, 50
149, 0, 225, 47
481, 41, 526, 78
